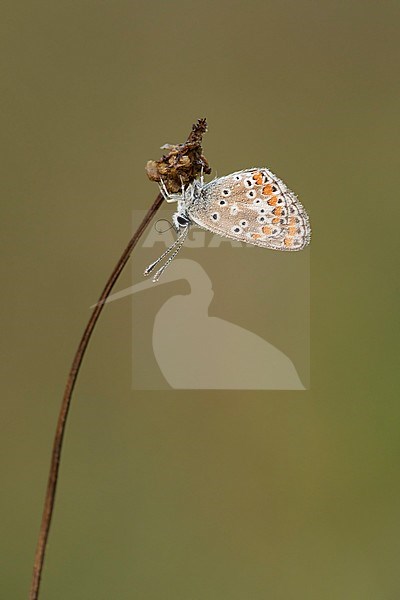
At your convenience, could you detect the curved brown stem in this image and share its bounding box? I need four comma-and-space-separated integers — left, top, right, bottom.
29, 192, 164, 600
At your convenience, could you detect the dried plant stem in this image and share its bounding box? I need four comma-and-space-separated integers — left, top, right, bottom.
29, 192, 164, 600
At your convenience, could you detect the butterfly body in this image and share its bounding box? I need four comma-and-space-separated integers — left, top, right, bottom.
146, 167, 311, 281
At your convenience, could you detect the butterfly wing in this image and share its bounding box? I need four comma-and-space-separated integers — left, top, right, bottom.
187, 168, 311, 250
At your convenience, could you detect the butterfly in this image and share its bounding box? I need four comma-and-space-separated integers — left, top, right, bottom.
144, 167, 311, 281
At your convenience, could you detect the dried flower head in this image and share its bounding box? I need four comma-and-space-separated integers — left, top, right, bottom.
146, 118, 212, 194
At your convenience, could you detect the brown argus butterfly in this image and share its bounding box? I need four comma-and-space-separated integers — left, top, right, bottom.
144, 167, 311, 281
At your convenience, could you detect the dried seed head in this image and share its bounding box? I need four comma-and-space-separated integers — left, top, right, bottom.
145, 118, 212, 194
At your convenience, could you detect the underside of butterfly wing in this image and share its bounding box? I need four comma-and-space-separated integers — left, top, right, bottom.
187, 168, 311, 250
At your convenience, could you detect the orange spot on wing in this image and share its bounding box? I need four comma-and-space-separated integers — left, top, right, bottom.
251, 233, 262, 239
284, 237, 293, 247
267, 196, 278, 206
262, 184, 273, 196
289, 216, 297, 225
262, 225, 272, 235
252, 172, 263, 185
273, 207, 283, 216
288, 226, 298, 236
272, 217, 281, 224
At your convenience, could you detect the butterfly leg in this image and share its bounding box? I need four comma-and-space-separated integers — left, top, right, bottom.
159, 178, 182, 204
200, 165, 204, 187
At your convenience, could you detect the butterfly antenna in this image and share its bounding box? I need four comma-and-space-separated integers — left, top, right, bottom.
151, 226, 189, 282
143, 226, 188, 278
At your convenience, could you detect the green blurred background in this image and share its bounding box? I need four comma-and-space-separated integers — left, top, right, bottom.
1, 0, 399, 598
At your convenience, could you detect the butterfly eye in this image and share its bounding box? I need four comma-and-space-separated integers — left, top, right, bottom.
244, 178, 254, 188
246, 190, 256, 199
232, 226, 242, 234
222, 188, 231, 197
219, 199, 227, 206
211, 212, 220, 221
